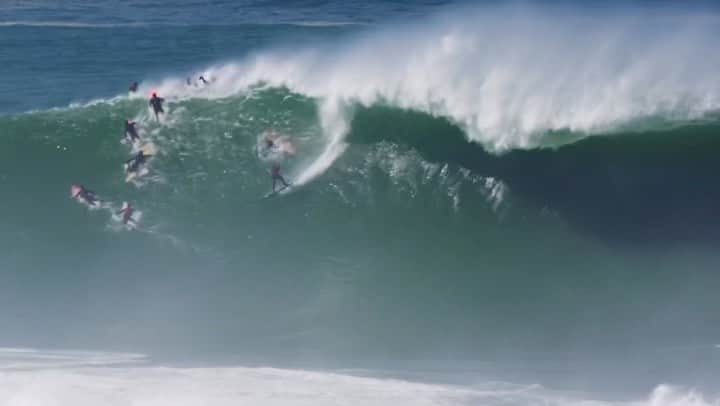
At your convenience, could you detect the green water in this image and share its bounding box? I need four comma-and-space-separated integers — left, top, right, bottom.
0, 90, 718, 394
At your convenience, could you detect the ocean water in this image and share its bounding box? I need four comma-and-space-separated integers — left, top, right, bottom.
1, 1, 720, 405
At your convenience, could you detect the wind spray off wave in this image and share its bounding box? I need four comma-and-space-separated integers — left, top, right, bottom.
142, 2, 720, 185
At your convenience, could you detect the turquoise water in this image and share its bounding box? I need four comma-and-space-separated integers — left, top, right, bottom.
1, 1, 720, 404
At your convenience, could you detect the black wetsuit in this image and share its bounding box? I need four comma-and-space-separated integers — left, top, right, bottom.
126, 151, 147, 173
271, 165, 289, 192
125, 122, 140, 142
149, 95, 165, 120
118, 206, 134, 224
77, 188, 98, 205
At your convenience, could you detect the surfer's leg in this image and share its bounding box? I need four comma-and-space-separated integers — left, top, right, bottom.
272, 177, 277, 192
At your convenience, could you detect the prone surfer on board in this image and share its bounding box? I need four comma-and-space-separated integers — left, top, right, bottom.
149, 91, 165, 121
71, 184, 99, 206
124, 119, 140, 143
271, 163, 290, 192
125, 150, 149, 174
117, 202, 135, 225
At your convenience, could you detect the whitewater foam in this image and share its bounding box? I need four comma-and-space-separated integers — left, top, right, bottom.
16, 3, 720, 186
0, 349, 717, 406
122, 3, 720, 185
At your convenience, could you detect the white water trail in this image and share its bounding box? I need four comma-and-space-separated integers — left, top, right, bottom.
291, 97, 349, 186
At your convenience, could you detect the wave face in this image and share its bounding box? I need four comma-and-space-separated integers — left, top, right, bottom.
2, 88, 720, 392
1, 0, 720, 400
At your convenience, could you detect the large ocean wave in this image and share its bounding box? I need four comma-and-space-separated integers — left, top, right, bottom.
137, 3, 720, 149
1, 2, 719, 400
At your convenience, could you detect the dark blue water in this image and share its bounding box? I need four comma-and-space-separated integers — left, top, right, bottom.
1, 0, 454, 112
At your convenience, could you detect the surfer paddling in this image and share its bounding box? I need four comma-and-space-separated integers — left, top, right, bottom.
71, 184, 99, 206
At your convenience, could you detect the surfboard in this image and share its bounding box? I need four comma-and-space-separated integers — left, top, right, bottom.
125, 168, 137, 183
71, 185, 101, 208
140, 142, 157, 156
125, 166, 149, 183
262, 184, 293, 199
75, 196, 101, 208
124, 142, 155, 182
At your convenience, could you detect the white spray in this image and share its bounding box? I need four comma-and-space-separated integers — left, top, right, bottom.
142, 3, 720, 185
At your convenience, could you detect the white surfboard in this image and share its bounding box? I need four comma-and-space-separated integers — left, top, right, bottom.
262, 184, 292, 199
125, 166, 149, 183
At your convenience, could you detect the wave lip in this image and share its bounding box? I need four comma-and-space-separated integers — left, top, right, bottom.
120, 2, 720, 189
8, 3, 720, 189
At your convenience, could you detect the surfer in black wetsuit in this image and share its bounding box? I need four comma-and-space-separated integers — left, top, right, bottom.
129, 82, 138, 93
125, 150, 148, 174
271, 164, 290, 192
149, 92, 165, 121
117, 201, 135, 225
124, 119, 140, 143
72, 184, 99, 205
